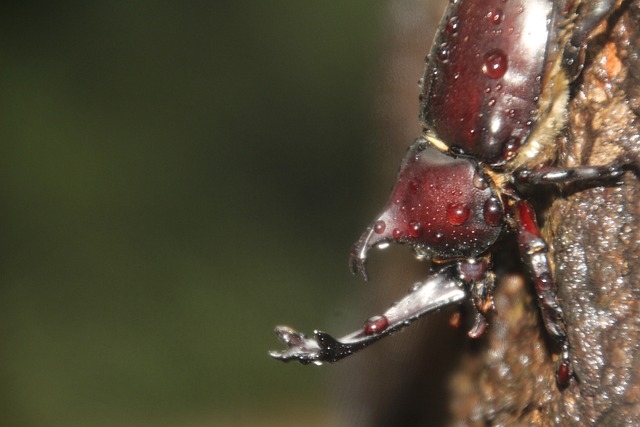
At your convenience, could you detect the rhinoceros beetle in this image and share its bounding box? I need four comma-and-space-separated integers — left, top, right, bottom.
271, 0, 629, 388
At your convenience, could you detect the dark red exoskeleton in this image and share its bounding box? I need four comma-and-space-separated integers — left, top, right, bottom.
271, 0, 630, 388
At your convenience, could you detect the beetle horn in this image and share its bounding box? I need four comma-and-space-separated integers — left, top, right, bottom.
349, 224, 387, 281
270, 264, 466, 364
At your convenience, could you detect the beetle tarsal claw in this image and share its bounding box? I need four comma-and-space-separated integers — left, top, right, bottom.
270, 266, 467, 364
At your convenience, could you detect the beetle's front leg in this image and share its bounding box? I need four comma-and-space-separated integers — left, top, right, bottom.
513, 200, 572, 387
562, 0, 621, 78
513, 150, 640, 187
513, 162, 625, 186
457, 257, 495, 339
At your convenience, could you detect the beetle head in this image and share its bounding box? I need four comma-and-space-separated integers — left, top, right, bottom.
350, 139, 504, 280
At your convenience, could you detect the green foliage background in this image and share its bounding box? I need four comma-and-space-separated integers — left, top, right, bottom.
0, 2, 383, 426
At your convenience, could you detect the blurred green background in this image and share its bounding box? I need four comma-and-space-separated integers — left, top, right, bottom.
0, 2, 388, 426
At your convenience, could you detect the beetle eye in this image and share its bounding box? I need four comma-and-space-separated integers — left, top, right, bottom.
450, 145, 464, 155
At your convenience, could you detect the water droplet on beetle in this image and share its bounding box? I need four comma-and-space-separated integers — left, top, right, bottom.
407, 221, 423, 238
433, 232, 444, 243
483, 197, 503, 226
374, 220, 386, 234
392, 228, 403, 239
437, 43, 450, 62
446, 203, 471, 226
482, 49, 508, 79
446, 16, 460, 35
503, 137, 520, 160
489, 8, 504, 25
364, 315, 389, 335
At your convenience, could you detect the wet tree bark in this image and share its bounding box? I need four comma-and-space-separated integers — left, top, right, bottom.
334, 1, 640, 426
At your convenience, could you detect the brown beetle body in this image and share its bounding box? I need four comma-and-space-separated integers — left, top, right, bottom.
420, 0, 554, 165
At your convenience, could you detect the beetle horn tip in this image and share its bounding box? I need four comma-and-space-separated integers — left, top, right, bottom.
349, 226, 380, 281
349, 252, 369, 281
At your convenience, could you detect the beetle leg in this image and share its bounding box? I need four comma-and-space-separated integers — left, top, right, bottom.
513, 162, 625, 186
270, 265, 466, 364
513, 149, 640, 186
513, 200, 572, 386
562, 0, 620, 80
458, 257, 495, 339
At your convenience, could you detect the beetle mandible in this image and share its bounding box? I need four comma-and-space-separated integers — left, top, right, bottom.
271, 0, 629, 388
